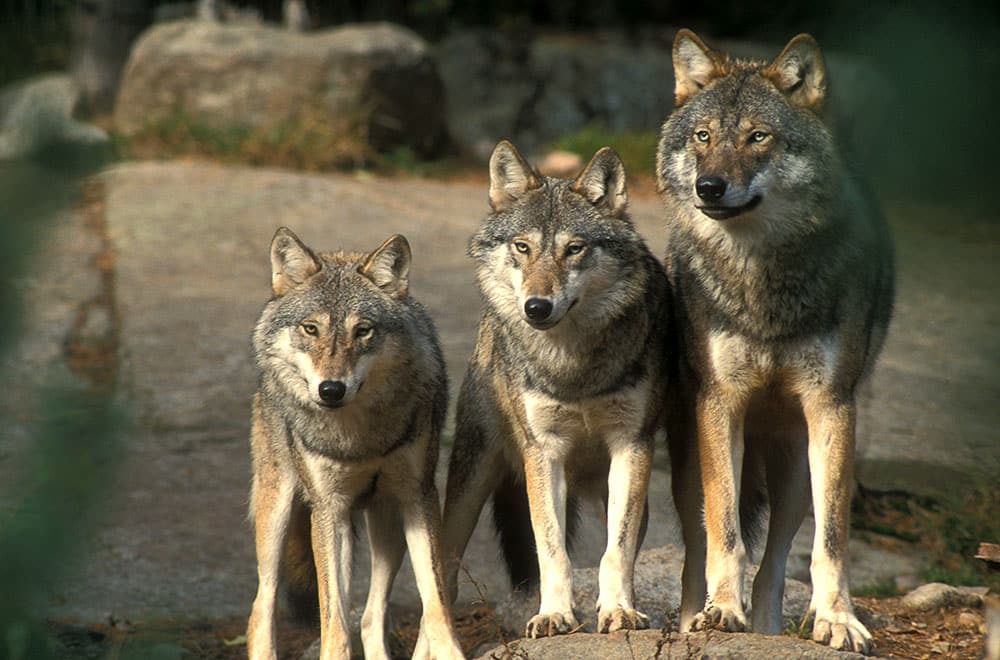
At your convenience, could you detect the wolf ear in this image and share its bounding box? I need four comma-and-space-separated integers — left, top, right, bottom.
673, 29, 724, 106
765, 33, 827, 113
489, 140, 541, 211
270, 227, 321, 296
571, 147, 628, 218
359, 234, 411, 300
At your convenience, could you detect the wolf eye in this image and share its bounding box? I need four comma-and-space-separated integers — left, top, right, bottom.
301, 323, 318, 336
355, 324, 374, 340
565, 243, 586, 257
750, 130, 770, 143
695, 130, 710, 143
513, 241, 530, 255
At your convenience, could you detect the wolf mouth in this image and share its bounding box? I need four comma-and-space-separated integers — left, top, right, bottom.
697, 195, 762, 220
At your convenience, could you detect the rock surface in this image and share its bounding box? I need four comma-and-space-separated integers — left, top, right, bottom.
0, 74, 109, 159
473, 629, 886, 660
114, 20, 448, 156
900, 582, 985, 613
0, 161, 993, 633
494, 545, 811, 634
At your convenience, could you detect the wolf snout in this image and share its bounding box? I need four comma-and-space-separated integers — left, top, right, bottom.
695, 175, 728, 202
524, 297, 554, 322
318, 380, 347, 406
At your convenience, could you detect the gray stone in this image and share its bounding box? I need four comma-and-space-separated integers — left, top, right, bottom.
0, 74, 109, 159
114, 20, 447, 157
495, 545, 810, 634
899, 582, 983, 612
435, 29, 675, 155
473, 629, 887, 660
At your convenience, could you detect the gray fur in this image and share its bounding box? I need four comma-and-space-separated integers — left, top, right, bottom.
247, 228, 462, 660
437, 142, 671, 638
657, 29, 894, 655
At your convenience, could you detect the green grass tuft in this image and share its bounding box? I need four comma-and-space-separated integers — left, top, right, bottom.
549, 124, 659, 179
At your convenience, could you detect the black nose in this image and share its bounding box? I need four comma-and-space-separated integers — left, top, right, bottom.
318, 380, 346, 404
696, 175, 728, 202
524, 297, 553, 322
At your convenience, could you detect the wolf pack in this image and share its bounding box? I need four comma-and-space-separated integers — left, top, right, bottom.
245, 29, 895, 660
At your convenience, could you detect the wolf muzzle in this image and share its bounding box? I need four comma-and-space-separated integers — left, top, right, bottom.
523, 296, 577, 330
695, 174, 762, 220
525, 297, 554, 323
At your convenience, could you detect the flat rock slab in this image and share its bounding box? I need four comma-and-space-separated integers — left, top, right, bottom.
5, 160, 989, 627
473, 629, 886, 660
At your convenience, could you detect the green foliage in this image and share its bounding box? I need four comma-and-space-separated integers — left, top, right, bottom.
924, 484, 1000, 590
853, 484, 1000, 593
0, 145, 121, 659
117, 108, 376, 172
0, 2, 72, 87
550, 124, 659, 179
853, 578, 899, 598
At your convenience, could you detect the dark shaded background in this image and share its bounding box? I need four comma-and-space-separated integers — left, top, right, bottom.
3, 0, 999, 205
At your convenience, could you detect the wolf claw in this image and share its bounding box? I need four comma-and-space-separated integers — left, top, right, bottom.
525, 611, 578, 638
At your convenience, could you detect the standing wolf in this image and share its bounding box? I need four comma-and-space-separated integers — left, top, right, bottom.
437, 141, 671, 637
246, 228, 464, 660
656, 29, 894, 654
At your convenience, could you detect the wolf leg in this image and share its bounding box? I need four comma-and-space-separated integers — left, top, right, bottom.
311, 504, 353, 660
596, 441, 653, 633
439, 422, 504, 603
522, 445, 578, 637
360, 499, 406, 660
247, 438, 296, 660
750, 436, 810, 635
802, 395, 872, 654
692, 392, 749, 633
404, 485, 465, 660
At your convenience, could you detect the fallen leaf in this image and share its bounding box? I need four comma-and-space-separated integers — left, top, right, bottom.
223, 634, 247, 647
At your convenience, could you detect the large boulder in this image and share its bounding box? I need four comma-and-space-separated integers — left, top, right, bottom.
435, 29, 675, 158
114, 20, 448, 157
0, 74, 110, 160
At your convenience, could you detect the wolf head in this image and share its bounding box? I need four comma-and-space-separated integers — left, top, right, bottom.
657, 29, 838, 238
470, 140, 647, 331
253, 228, 413, 410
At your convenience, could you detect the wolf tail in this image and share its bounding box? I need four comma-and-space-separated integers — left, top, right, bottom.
740, 438, 772, 557
740, 468, 768, 556
491, 469, 581, 592
281, 494, 319, 622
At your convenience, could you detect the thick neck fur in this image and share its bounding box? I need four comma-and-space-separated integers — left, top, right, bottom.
665, 186, 852, 343
482, 252, 665, 401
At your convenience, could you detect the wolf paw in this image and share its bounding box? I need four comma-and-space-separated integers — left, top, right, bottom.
691, 604, 747, 633
525, 611, 579, 638
597, 606, 649, 633
812, 611, 873, 655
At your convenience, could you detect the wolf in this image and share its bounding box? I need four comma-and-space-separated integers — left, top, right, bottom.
436, 141, 672, 638
656, 29, 895, 654
246, 228, 464, 660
